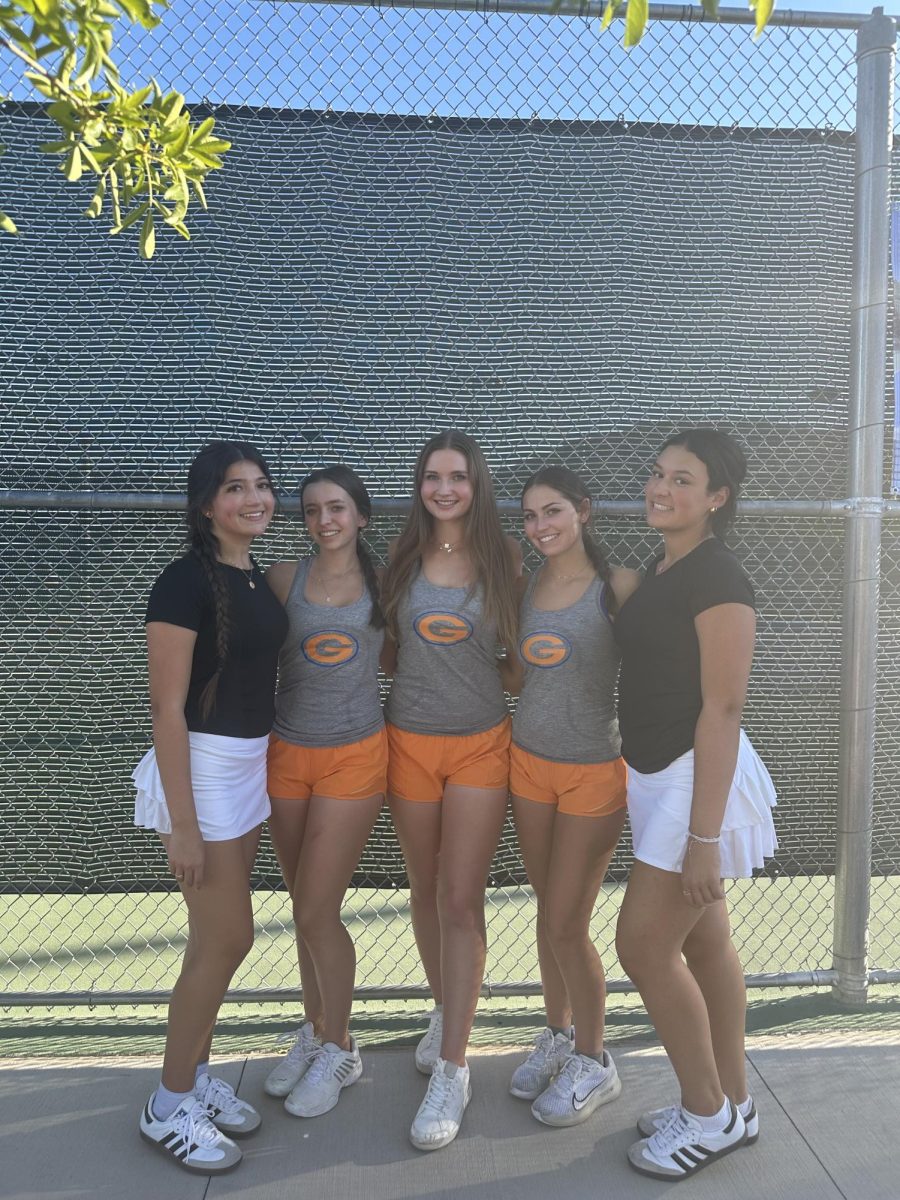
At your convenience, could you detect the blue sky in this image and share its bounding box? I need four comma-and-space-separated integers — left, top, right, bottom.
0, 1, 887, 129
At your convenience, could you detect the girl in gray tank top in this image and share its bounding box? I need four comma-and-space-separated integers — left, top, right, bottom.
380, 430, 521, 1151
507, 466, 640, 1130
264, 466, 386, 1118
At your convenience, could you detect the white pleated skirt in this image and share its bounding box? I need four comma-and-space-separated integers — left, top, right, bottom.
132, 732, 271, 842
626, 730, 778, 879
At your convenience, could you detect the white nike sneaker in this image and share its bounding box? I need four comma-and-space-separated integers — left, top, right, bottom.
530, 1049, 622, 1127
638, 1096, 759, 1145
628, 1101, 747, 1180
409, 1058, 471, 1151
284, 1038, 363, 1118
509, 1027, 574, 1100
264, 1022, 322, 1097
139, 1094, 242, 1174
415, 1006, 443, 1075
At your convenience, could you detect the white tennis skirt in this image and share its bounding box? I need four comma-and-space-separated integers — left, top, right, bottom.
132, 732, 271, 842
626, 730, 778, 879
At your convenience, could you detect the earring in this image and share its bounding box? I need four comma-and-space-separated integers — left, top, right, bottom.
710, 507, 718, 513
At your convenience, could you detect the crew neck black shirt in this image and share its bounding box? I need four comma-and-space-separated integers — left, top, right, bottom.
145, 553, 288, 738
614, 538, 755, 774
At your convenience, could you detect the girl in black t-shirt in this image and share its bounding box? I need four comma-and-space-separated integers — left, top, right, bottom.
133, 442, 288, 1175
613, 429, 777, 1183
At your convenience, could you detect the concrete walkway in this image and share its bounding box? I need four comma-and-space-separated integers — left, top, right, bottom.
5, 1034, 899, 1200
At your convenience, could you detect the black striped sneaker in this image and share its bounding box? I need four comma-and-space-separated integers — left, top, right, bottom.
139, 1094, 243, 1174
627, 1100, 747, 1181
638, 1097, 759, 1145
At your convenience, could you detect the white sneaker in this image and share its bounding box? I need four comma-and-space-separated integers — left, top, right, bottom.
415, 1006, 443, 1075
627, 1101, 747, 1180
509, 1027, 574, 1100
639, 1096, 759, 1144
195, 1074, 261, 1136
139, 1094, 242, 1174
264, 1022, 322, 1097
409, 1058, 471, 1151
530, 1049, 622, 1127
284, 1037, 363, 1117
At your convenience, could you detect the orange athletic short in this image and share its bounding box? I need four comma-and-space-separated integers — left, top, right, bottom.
267, 727, 388, 801
509, 744, 627, 818
387, 718, 511, 803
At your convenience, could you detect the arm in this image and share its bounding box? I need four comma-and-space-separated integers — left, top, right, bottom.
146, 621, 205, 889
499, 571, 529, 694
608, 565, 641, 615
266, 559, 299, 606
681, 602, 756, 908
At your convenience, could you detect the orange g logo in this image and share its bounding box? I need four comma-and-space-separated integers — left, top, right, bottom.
302, 630, 360, 667
520, 632, 572, 668
414, 611, 473, 646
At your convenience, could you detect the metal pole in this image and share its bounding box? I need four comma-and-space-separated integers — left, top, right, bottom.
832, 7, 896, 1008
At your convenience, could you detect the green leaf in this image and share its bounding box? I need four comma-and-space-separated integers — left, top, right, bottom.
701, 0, 719, 16
63, 144, 83, 182
171, 220, 190, 241
752, 0, 774, 38
624, 0, 649, 46
110, 199, 149, 233
80, 144, 102, 173
39, 140, 71, 154
194, 137, 231, 155
109, 169, 122, 227
0, 211, 18, 236
139, 212, 156, 259
190, 177, 207, 210
601, 0, 622, 33
84, 176, 106, 218
191, 116, 216, 143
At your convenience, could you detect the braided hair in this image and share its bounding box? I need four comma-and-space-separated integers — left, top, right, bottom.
299, 465, 384, 629
520, 465, 618, 615
185, 441, 277, 719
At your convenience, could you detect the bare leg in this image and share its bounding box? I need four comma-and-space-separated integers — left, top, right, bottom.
292, 793, 383, 1048
683, 902, 749, 1103
160, 826, 260, 1093
511, 796, 570, 1030
542, 809, 625, 1054
389, 795, 443, 1003
268, 796, 322, 1032
437, 783, 509, 1066
616, 861, 725, 1116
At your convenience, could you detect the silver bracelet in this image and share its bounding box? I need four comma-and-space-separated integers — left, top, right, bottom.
687, 831, 721, 845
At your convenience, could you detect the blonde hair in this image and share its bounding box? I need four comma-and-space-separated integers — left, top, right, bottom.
382, 430, 518, 650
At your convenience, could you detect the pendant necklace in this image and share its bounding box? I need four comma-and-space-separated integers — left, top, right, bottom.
313, 561, 358, 604
547, 561, 591, 586
437, 539, 461, 554
222, 558, 257, 588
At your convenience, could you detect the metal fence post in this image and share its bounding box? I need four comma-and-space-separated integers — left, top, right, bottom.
832, 6, 896, 1008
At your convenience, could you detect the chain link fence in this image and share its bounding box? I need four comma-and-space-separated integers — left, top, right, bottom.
1, 2, 898, 1008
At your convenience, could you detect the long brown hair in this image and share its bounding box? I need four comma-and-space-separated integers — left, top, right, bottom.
186, 440, 276, 719
299, 465, 384, 629
381, 430, 518, 649
520, 464, 618, 614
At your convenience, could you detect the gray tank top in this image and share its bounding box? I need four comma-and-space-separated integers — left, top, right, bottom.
272, 558, 385, 748
385, 570, 508, 736
512, 571, 622, 764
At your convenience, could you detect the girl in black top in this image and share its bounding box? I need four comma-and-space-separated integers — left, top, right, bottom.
614, 429, 777, 1183
133, 442, 288, 1175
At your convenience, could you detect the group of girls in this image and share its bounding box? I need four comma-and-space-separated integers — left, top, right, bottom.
132, 426, 777, 1184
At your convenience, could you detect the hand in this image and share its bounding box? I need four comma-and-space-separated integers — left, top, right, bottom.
680, 839, 725, 908
166, 825, 205, 889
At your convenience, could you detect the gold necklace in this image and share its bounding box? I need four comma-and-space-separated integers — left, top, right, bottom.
436, 539, 461, 554
546, 562, 591, 585
220, 558, 256, 589
312, 561, 359, 604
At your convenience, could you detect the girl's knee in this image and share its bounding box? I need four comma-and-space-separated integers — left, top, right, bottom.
438, 886, 484, 932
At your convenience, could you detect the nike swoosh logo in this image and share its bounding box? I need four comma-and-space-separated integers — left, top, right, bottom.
572, 1081, 606, 1110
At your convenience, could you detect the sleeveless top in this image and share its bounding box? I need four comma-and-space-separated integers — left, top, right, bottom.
272, 558, 385, 748
512, 571, 622, 764
385, 569, 508, 736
